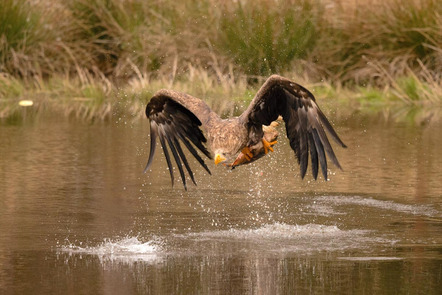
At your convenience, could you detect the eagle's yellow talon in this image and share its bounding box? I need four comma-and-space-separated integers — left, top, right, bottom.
262, 139, 277, 154
241, 147, 253, 161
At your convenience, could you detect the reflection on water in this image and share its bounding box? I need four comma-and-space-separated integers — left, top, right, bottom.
0, 108, 441, 294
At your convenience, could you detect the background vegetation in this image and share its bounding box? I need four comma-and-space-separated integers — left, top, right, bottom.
0, 0, 441, 118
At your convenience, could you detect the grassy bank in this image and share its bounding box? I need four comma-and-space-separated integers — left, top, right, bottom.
0, 0, 441, 119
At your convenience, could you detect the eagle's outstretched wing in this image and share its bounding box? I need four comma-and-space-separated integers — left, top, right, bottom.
240, 75, 347, 180
144, 90, 213, 190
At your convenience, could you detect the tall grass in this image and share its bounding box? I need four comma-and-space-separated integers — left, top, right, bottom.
316, 0, 442, 84
0, 0, 43, 77
216, 0, 321, 76
0, 0, 441, 113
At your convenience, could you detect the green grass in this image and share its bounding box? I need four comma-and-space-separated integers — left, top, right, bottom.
316, 0, 442, 84
216, 0, 320, 76
0, 0, 44, 76
0, 0, 441, 120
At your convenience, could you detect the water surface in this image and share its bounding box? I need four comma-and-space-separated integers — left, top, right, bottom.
1, 107, 441, 294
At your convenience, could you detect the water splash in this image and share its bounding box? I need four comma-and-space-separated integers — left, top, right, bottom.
60, 236, 162, 264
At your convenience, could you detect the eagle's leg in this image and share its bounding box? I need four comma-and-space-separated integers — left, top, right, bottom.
240, 146, 254, 161
262, 138, 277, 154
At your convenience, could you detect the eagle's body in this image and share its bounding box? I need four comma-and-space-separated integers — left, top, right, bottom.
144, 75, 346, 189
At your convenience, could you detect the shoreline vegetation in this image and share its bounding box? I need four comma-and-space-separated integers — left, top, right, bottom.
0, 0, 441, 120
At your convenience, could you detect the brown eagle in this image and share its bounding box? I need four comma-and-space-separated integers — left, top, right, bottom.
144, 75, 346, 189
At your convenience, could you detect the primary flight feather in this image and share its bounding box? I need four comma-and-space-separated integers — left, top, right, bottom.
144, 75, 347, 189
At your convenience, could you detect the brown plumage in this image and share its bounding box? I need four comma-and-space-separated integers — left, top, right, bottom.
144, 75, 347, 190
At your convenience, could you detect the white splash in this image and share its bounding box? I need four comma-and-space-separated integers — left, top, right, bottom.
60, 236, 162, 264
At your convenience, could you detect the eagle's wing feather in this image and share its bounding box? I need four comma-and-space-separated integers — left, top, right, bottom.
144, 90, 212, 190
241, 75, 346, 180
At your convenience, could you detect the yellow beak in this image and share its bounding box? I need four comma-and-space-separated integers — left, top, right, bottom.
214, 153, 226, 165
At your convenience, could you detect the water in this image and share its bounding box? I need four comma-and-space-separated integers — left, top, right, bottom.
1, 107, 441, 294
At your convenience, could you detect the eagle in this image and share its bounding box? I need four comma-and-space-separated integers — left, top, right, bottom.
144, 74, 346, 190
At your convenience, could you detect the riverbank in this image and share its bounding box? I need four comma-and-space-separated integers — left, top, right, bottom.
1, 71, 440, 127
1, 0, 441, 120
